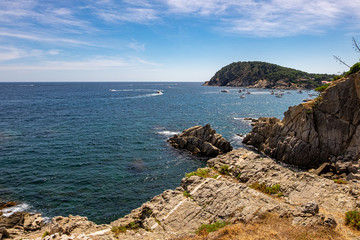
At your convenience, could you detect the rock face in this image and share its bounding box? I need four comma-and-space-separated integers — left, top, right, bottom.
243, 71, 360, 168
168, 124, 232, 157
111, 148, 360, 239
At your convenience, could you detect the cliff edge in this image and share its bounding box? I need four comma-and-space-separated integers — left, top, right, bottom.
243, 71, 360, 168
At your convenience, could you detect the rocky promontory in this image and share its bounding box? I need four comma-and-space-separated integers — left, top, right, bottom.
243, 71, 360, 170
203, 61, 334, 89
168, 124, 232, 157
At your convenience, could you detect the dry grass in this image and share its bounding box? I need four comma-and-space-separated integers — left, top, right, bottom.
178, 214, 343, 240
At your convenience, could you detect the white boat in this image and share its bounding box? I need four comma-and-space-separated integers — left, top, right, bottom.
157, 90, 163, 95
109, 89, 117, 92
240, 95, 245, 98
246, 91, 251, 94
221, 89, 229, 93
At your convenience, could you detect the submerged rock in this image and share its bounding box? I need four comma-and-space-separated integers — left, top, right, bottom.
168, 124, 232, 157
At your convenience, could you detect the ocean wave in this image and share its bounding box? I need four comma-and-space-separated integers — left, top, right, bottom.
2, 203, 31, 217
157, 131, 180, 136
230, 134, 245, 148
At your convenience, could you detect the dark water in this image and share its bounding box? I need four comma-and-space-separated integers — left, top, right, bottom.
0, 82, 312, 223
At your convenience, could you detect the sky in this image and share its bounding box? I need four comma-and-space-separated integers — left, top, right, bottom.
0, 0, 360, 82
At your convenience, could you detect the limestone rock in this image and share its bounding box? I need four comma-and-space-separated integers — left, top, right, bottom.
23, 213, 44, 231
168, 124, 232, 157
243, 71, 360, 168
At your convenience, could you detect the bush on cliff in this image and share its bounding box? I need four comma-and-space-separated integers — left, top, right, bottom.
347, 62, 360, 76
315, 83, 330, 92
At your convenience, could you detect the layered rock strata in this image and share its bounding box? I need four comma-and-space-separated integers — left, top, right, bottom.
243, 71, 360, 168
2, 148, 360, 239
168, 124, 232, 157
110, 148, 360, 239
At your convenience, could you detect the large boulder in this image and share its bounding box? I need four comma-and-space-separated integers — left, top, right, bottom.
243, 71, 360, 168
168, 124, 232, 157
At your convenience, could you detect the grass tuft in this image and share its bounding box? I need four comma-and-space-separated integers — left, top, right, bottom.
195, 221, 229, 235
186, 168, 210, 178
219, 165, 230, 175
249, 182, 283, 196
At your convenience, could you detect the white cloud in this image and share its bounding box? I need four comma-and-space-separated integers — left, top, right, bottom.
0, 56, 160, 70
0, 45, 45, 61
0, 31, 95, 46
160, 0, 360, 36
95, 7, 159, 23
127, 41, 145, 51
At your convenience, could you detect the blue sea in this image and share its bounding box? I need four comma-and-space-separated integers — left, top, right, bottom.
0, 82, 313, 223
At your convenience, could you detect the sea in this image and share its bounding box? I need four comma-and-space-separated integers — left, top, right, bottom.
0, 82, 314, 224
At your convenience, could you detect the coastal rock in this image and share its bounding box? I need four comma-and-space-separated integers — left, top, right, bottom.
243, 71, 360, 168
168, 124, 232, 157
110, 148, 359, 239
23, 213, 44, 231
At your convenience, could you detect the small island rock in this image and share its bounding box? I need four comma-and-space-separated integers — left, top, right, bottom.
168, 124, 232, 157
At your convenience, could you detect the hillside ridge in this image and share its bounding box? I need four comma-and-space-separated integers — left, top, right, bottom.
203, 61, 334, 89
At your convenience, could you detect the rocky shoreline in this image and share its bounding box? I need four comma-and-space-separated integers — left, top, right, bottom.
1, 71, 360, 239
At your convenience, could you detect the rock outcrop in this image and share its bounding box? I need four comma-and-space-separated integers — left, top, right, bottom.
243, 71, 360, 168
168, 124, 232, 157
110, 148, 360, 239
2, 148, 360, 239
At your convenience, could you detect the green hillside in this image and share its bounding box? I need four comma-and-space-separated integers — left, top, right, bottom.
203, 61, 334, 89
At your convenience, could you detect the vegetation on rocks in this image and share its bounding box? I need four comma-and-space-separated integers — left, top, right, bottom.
333, 179, 347, 184
195, 221, 229, 235
186, 168, 210, 178
315, 83, 330, 92
249, 182, 283, 196
219, 165, 230, 175
345, 210, 360, 230
111, 221, 140, 235
203, 61, 334, 88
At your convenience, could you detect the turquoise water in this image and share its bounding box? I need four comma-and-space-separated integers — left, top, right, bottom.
0, 82, 312, 223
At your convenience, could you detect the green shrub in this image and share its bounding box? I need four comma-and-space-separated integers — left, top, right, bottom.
334, 179, 348, 184
42, 231, 50, 238
249, 182, 282, 196
219, 165, 230, 175
315, 83, 330, 92
183, 190, 191, 198
195, 221, 229, 235
185, 168, 210, 178
347, 62, 360, 76
345, 210, 360, 229
111, 226, 127, 235
128, 221, 140, 229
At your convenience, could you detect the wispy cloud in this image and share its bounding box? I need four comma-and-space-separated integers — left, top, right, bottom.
95, 7, 159, 23
0, 56, 160, 70
0, 45, 50, 61
160, 0, 360, 36
127, 41, 145, 51
0, 31, 96, 46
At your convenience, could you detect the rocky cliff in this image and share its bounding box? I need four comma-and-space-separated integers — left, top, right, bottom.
243, 71, 360, 169
203, 61, 334, 89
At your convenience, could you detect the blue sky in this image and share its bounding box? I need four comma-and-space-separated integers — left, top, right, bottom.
0, 0, 360, 82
